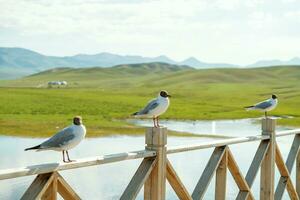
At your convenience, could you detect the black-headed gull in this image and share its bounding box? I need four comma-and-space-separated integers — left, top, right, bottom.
132, 90, 171, 127
25, 116, 86, 163
244, 94, 278, 117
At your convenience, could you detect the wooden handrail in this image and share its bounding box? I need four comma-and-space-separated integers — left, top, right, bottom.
0, 150, 156, 180
276, 129, 300, 137
167, 135, 270, 154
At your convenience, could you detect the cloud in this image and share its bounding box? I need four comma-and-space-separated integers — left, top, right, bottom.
0, 0, 300, 64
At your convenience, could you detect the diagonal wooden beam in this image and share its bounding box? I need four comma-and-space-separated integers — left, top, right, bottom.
120, 157, 157, 200
297, 147, 300, 197
286, 135, 300, 172
21, 172, 55, 200
236, 140, 269, 200
166, 159, 192, 200
215, 149, 227, 200
227, 148, 254, 200
275, 135, 300, 200
42, 172, 58, 200
192, 146, 226, 200
57, 173, 81, 200
274, 143, 299, 200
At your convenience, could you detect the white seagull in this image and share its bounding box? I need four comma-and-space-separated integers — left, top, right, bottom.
25, 116, 86, 163
244, 94, 278, 117
132, 90, 171, 127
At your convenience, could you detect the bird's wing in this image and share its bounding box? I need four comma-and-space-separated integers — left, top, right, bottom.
254, 99, 273, 109
138, 99, 159, 115
41, 127, 75, 148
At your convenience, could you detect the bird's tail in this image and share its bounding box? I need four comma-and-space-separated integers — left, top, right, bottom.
25, 145, 41, 151
244, 106, 254, 111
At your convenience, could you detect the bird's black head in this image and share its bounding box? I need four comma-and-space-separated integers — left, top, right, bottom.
73, 116, 82, 125
160, 90, 171, 98
272, 94, 277, 99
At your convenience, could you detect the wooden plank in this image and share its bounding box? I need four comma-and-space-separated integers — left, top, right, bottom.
144, 127, 167, 200
245, 140, 269, 187
41, 182, 57, 200
297, 148, 300, 197
275, 135, 300, 199
0, 150, 156, 180
276, 129, 300, 137
215, 149, 227, 200
285, 135, 300, 172
236, 140, 269, 200
226, 148, 254, 200
41, 172, 57, 200
274, 143, 299, 200
260, 118, 276, 200
167, 135, 270, 154
21, 173, 55, 200
191, 146, 226, 200
120, 158, 156, 200
166, 159, 192, 200
57, 173, 81, 200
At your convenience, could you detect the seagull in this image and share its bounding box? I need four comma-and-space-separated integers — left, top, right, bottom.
132, 90, 171, 127
244, 94, 278, 118
25, 116, 86, 163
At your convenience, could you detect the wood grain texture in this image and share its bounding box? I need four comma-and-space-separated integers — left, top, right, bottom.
215, 148, 227, 200
0, 150, 156, 180
192, 146, 226, 200
227, 149, 254, 200
120, 158, 156, 200
57, 173, 81, 200
166, 159, 192, 200
41, 172, 57, 200
236, 140, 269, 200
144, 127, 167, 200
260, 118, 276, 200
274, 143, 299, 200
21, 173, 55, 200
276, 134, 300, 199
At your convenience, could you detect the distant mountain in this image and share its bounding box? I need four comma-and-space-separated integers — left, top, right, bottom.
0, 47, 237, 79
179, 57, 237, 68
2, 47, 299, 80
248, 57, 300, 67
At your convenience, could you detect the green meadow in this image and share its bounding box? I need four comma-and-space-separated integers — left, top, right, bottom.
0, 63, 300, 137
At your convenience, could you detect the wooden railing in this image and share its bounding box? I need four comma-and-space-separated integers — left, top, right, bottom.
1, 118, 300, 200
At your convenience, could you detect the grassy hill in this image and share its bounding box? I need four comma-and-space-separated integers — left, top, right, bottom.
0, 63, 300, 137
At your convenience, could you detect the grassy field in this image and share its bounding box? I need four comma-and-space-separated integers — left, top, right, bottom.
0, 63, 300, 137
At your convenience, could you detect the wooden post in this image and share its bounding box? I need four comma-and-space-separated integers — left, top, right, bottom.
260, 118, 276, 200
215, 148, 227, 200
297, 148, 300, 197
144, 127, 167, 200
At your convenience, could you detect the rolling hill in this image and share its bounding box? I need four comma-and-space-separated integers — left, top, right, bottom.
1, 62, 300, 89
1, 63, 300, 136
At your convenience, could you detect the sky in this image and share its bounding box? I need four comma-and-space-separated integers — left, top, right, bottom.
0, 0, 300, 65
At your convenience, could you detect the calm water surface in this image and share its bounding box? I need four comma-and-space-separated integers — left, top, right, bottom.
0, 118, 295, 199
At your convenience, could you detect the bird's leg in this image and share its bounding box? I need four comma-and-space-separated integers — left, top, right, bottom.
62, 151, 67, 163
153, 117, 157, 127
157, 116, 160, 127
66, 151, 75, 162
